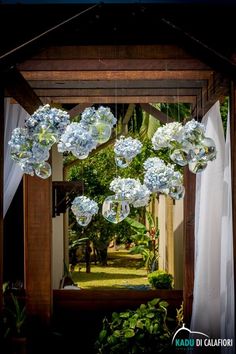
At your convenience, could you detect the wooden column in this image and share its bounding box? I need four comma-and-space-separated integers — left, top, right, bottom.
0, 78, 4, 311
183, 168, 196, 325
230, 82, 236, 309
24, 174, 52, 324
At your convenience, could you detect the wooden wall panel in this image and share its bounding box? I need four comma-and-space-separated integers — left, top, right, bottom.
24, 175, 52, 324
183, 168, 196, 326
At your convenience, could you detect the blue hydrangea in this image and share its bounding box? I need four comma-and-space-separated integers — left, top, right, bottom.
71, 196, 99, 216
25, 104, 70, 144
114, 136, 143, 160
58, 122, 97, 159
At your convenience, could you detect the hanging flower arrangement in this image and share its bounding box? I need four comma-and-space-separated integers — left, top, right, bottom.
8, 127, 51, 178
80, 106, 117, 144
25, 104, 70, 147
114, 136, 143, 168
152, 119, 217, 174
71, 196, 99, 226
58, 123, 97, 159
143, 158, 184, 200
8, 104, 70, 178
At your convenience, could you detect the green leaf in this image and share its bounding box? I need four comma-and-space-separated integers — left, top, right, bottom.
149, 298, 160, 306
146, 313, 155, 318
124, 329, 135, 338
129, 318, 137, 329
159, 301, 169, 308
136, 320, 144, 329
120, 312, 130, 318
113, 330, 121, 337
146, 211, 155, 229
125, 217, 147, 233
99, 329, 107, 341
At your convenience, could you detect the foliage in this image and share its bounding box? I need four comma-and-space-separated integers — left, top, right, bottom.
3, 292, 26, 338
94, 298, 172, 353
125, 211, 159, 273
220, 96, 229, 135
66, 103, 190, 266
159, 103, 190, 121
176, 302, 184, 327
148, 270, 174, 290
67, 140, 156, 265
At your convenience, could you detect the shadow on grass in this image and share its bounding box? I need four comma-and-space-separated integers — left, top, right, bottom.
72, 271, 146, 283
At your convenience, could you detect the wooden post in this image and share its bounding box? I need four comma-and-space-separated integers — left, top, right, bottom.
183, 168, 196, 325
24, 174, 52, 325
230, 82, 236, 310
0, 78, 4, 311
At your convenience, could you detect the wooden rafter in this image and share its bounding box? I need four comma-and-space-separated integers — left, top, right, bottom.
21, 70, 212, 81
4, 68, 42, 114
26, 45, 206, 60
32, 88, 201, 98
42, 96, 197, 105
17, 58, 211, 71
27, 79, 208, 90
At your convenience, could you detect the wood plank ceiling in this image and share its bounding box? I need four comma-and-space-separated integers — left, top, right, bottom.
12, 44, 228, 117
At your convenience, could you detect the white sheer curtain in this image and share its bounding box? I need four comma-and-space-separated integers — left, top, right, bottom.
4, 98, 30, 217
191, 101, 225, 338
220, 112, 235, 353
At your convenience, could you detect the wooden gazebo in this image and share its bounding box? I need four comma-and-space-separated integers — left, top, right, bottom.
0, 0, 235, 338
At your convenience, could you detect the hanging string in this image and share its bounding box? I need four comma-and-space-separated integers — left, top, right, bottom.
0, 3, 99, 60
166, 102, 169, 123
81, 160, 85, 196
115, 80, 118, 177
165, 61, 169, 123
177, 87, 180, 122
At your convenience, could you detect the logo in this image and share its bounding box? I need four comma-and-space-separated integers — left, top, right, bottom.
172, 324, 234, 350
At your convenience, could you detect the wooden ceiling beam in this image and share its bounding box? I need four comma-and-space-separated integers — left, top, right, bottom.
28, 79, 208, 90
21, 70, 213, 81
4, 68, 42, 114
33, 88, 201, 97
17, 58, 211, 71
193, 74, 229, 117
41, 96, 197, 104
30, 45, 195, 60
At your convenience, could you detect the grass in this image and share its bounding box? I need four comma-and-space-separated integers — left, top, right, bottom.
71, 248, 150, 290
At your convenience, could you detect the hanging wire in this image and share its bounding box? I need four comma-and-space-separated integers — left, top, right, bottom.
0, 3, 99, 60
177, 87, 180, 122
81, 160, 85, 195
115, 80, 118, 177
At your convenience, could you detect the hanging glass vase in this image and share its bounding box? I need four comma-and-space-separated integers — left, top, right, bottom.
201, 137, 217, 161
170, 148, 189, 167
169, 185, 185, 200
76, 213, 92, 227
34, 128, 57, 148
102, 195, 130, 224
188, 160, 207, 174
188, 144, 207, 162
34, 161, 52, 179
73, 150, 89, 160
115, 156, 132, 169
89, 120, 112, 144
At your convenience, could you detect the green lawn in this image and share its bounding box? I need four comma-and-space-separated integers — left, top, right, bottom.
72, 248, 150, 290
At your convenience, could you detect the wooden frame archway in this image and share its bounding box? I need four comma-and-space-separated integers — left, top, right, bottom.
0, 39, 233, 327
